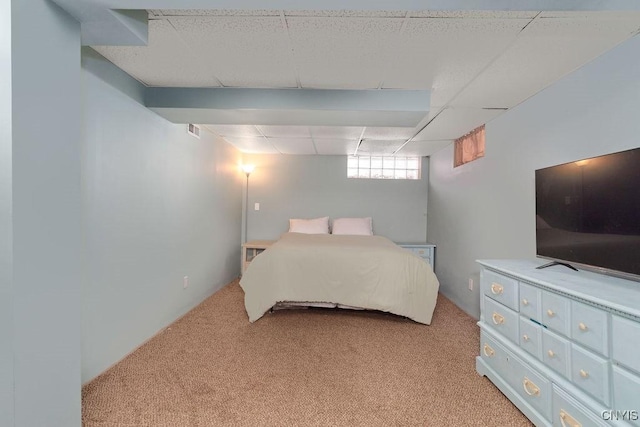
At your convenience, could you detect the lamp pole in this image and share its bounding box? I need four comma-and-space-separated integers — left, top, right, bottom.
244, 171, 250, 243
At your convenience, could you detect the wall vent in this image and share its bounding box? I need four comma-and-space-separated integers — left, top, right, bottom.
187, 123, 201, 139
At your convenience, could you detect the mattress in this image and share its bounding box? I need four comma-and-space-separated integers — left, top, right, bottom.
239, 232, 440, 324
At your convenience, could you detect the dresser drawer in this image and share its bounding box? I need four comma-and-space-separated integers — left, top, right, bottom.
571, 345, 610, 406
482, 269, 519, 311
480, 330, 513, 380
543, 328, 572, 378
520, 282, 542, 322
511, 353, 552, 420
612, 366, 640, 427
571, 301, 609, 357
612, 315, 640, 374
542, 291, 571, 336
484, 296, 519, 344
552, 385, 608, 427
520, 316, 543, 360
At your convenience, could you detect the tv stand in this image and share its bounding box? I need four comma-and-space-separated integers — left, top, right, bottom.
477, 259, 640, 427
535, 261, 578, 272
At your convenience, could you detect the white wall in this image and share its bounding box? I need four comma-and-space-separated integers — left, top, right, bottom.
428, 36, 640, 319
81, 49, 243, 383
0, 0, 13, 423
10, 0, 83, 425
241, 154, 429, 243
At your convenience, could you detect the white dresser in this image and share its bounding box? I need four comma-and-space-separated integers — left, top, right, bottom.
477, 259, 640, 427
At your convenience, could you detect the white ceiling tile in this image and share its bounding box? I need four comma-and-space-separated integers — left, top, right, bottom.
285, 10, 407, 18
287, 17, 404, 89
268, 138, 316, 155
452, 16, 640, 108
363, 127, 416, 140
309, 126, 364, 139
382, 18, 530, 106
411, 11, 539, 19
396, 140, 452, 156
92, 20, 222, 87
538, 11, 640, 19
159, 9, 280, 16
357, 140, 405, 155
224, 136, 279, 154
414, 108, 503, 140
204, 125, 261, 137
256, 125, 310, 138
314, 139, 359, 155
168, 16, 298, 88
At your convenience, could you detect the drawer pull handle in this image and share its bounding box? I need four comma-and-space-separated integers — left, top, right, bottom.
547, 309, 555, 317
560, 409, 582, 427
547, 350, 555, 358
522, 298, 529, 306
523, 377, 540, 397
483, 344, 495, 358
579, 369, 589, 379
523, 334, 530, 342
491, 312, 505, 325
491, 283, 504, 295
578, 322, 588, 332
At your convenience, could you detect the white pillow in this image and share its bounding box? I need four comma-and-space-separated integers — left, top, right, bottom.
331, 217, 373, 236
289, 216, 329, 234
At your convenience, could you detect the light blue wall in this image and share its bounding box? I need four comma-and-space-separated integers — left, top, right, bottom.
242, 154, 429, 243
81, 49, 243, 383
0, 0, 13, 424
11, 0, 82, 425
428, 35, 640, 319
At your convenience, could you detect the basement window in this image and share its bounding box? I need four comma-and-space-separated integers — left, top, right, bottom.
454, 125, 485, 167
347, 156, 421, 180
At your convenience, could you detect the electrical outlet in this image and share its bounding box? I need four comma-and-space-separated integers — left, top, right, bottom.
183, 276, 189, 289
468, 278, 474, 291
254, 202, 260, 211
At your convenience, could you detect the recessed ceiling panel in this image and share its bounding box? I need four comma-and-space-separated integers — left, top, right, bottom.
396, 140, 452, 156
314, 139, 359, 155
256, 125, 311, 138
310, 126, 364, 139
268, 138, 317, 155
452, 15, 640, 108
168, 16, 298, 88
413, 108, 503, 140
287, 17, 404, 89
205, 125, 261, 137
363, 127, 416, 140
383, 17, 530, 106
224, 136, 279, 154
357, 139, 405, 155
92, 20, 222, 87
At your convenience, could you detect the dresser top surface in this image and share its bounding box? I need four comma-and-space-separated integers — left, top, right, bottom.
478, 259, 640, 319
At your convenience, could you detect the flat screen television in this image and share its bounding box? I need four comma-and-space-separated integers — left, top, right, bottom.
535, 147, 640, 281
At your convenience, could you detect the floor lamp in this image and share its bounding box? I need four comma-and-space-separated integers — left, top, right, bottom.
241, 164, 255, 243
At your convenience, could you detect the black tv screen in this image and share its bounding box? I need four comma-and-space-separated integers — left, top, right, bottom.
535, 147, 640, 280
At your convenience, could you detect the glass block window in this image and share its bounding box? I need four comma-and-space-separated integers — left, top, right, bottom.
347, 156, 421, 180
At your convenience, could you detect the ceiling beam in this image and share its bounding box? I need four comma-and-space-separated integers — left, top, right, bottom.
145, 88, 430, 127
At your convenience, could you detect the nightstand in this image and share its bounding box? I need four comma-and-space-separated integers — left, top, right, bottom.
396, 243, 436, 272
241, 240, 275, 275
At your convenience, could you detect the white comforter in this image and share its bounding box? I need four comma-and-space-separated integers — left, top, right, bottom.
240, 233, 440, 325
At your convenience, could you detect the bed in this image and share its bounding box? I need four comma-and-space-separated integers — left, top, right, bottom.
239, 232, 440, 325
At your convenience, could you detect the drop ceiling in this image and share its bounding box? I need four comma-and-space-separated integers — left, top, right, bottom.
91, 9, 640, 156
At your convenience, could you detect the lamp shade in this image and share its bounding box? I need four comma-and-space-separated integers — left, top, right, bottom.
241, 164, 255, 176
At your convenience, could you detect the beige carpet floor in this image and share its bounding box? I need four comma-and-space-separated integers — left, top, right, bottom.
82, 280, 532, 427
